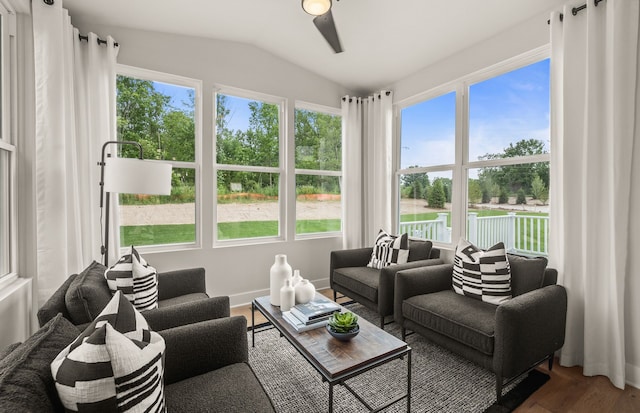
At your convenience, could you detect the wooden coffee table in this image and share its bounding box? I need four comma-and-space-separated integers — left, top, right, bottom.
252, 294, 411, 412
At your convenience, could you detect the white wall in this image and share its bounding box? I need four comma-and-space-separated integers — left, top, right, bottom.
67, 22, 351, 307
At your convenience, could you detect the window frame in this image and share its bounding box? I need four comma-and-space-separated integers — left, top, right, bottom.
115, 64, 203, 254
293, 100, 342, 239
213, 85, 287, 246
394, 46, 551, 250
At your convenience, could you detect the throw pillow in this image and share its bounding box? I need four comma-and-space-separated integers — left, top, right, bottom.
65, 261, 112, 325
452, 238, 512, 305
367, 229, 410, 269
105, 246, 159, 311
0, 314, 80, 412
51, 291, 166, 412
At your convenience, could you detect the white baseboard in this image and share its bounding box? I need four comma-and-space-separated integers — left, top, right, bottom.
229, 277, 329, 308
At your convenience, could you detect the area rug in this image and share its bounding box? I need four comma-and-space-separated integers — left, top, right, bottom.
248, 303, 548, 413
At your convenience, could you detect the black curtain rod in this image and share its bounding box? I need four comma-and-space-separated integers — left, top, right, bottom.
342, 91, 391, 102
547, 0, 605, 24
78, 34, 119, 48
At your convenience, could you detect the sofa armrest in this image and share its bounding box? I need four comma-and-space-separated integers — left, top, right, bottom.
160, 315, 248, 385
494, 285, 567, 378
157, 267, 207, 300
393, 263, 453, 325
143, 296, 230, 331
329, 248, 373, 281
378, 258, 445, 316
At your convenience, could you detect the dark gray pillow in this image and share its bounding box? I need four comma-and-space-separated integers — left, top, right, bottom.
64, 261, 111, 325
408, 239, 433, 262
0, 314, 80, 412
507, 254, 548, 296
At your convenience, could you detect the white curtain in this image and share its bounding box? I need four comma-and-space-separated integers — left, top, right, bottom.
549, 0, 640, 389
32, 0, 119, 304
341, 91, 394, 249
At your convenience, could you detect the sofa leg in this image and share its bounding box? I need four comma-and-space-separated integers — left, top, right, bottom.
380, 316, 385, 330
548, 354, 554, 371
333, 290, 337, 302
401, 327, 406, 341
495, 374, 503, 403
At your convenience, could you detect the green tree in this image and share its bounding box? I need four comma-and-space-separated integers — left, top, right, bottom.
468, 179, 482, 204
401, 169, 429, 199
516, 188, 527, 204
428, 179, 446, 209
498, 187, 510, 204
530, 175, 546, 200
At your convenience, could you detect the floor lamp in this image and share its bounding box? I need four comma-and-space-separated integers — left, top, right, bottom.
99, 140, 172, 266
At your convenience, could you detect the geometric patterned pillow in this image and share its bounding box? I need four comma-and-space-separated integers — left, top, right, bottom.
452, 238, 512, 305
366, 229, 410, 269
51, 291, 166, 412
105, 246, 159, 311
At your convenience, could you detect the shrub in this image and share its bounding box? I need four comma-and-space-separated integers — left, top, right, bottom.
531, 175, 546, 200
481, 189, 491, 204
516, 188, 527, 205
427, 180, 446, 209
498, 187, 510, 204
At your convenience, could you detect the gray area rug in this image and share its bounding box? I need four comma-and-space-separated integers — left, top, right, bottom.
249, 303, 522, 413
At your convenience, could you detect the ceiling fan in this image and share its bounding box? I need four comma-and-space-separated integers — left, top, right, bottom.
301, 0, 343, 54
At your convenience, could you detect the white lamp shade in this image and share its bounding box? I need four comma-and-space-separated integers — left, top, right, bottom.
104, 157, 172, 195
302, 0, 331, 16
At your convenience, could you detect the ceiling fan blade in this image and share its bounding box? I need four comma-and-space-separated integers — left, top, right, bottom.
313, 10, 343, 53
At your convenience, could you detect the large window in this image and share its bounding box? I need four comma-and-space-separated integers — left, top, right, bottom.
116, 67, 201, 249
215, 87, 284, 242
294, 103, 342, 236
397, 55, 550, 256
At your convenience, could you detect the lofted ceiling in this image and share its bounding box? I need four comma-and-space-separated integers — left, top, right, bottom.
63, 0, 564, 93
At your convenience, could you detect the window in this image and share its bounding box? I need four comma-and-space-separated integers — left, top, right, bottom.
116, 66, 201, 249
397, 54, 550, 256
0, 4, 16, 281
294, 103, 342, 236
215, 87, 284, 242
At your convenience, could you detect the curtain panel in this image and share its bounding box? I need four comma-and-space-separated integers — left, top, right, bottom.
549, 0, 640, 388
32, 0, 119, 305
341, 91, 393, 249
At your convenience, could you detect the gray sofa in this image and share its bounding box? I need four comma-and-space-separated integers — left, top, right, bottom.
394, 254, 567, 401
330, 240, 443, 328
38, 260, 227, 331
0, 312, 275, 412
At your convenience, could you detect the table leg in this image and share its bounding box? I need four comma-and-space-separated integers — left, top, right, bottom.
407, 349, 412, 413
329, 382, 334, 413
251, 301, 255, 348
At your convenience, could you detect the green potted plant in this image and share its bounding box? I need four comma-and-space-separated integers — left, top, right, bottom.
326, 311, 359, 341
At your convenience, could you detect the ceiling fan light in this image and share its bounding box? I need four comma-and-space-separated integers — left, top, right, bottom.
302, 0, 331, 16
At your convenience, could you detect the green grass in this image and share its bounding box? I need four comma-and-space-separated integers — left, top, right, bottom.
121, 224, 196, 246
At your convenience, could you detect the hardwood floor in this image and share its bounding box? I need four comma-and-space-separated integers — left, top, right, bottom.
231, 289, 640, 413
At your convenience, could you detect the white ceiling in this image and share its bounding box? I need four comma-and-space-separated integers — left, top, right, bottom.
63, 0, 564, 92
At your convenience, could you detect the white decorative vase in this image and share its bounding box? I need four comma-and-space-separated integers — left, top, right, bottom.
280, 279, 295, 312
291, 269, 303, 287
295, 279, 315, 304
270, 254, 292, 306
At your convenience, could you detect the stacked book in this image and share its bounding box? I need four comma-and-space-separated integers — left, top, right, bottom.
282, 295, 341, 332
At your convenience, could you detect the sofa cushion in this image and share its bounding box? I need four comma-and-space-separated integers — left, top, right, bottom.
65, 260, 111, 325
403, 290, 498, 356
453, 239, 512, 305
158, 292, 209, 308
408, 239, 433, 262
508, 254, 548, 297
52, 291, 166, 412
332, 266, 379, 302
105, 246, 159, 311
367, 229, 409, 269
0, 314, 80, 413
165, 362, 275, 413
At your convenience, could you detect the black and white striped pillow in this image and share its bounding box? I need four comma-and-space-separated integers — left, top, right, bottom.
105, 246, 159, 311
51, 291, 166, 412
367, 229, 410, 269
452, 238, 512, 305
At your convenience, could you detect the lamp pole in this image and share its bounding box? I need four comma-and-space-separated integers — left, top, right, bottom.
99, 140, 144, 266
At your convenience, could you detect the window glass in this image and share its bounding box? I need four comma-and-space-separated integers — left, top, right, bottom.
116, 73, 198, 248
400, 91, 455, 169
296, 174, 341, 235
295, 108, 341, 171
0, 150, 10, 276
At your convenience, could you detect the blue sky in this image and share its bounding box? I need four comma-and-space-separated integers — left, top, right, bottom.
400, 58, 550, 171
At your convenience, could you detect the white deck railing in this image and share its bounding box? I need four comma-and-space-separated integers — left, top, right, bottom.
400, 212, 549, 256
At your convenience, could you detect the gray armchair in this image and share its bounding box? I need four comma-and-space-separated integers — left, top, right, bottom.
330, 239, 443, 328
37, 260, 228, 331
394, 254, 567, 401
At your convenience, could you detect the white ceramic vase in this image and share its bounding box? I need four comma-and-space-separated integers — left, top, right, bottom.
280, 279, 295, 312
291, 269, 303, 287
295, 279, 315, 304
270, 254, 292, 306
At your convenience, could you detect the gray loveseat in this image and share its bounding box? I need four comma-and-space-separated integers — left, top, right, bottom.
330, 240, 443, 328
394, 254, 567, 401
0, 312, 275, 412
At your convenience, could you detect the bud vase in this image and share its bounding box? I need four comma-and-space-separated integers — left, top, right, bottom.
292, 269, 303, 287
280, 279, 295, 312
295, 279, 315, 304
270, 254, 292, 306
